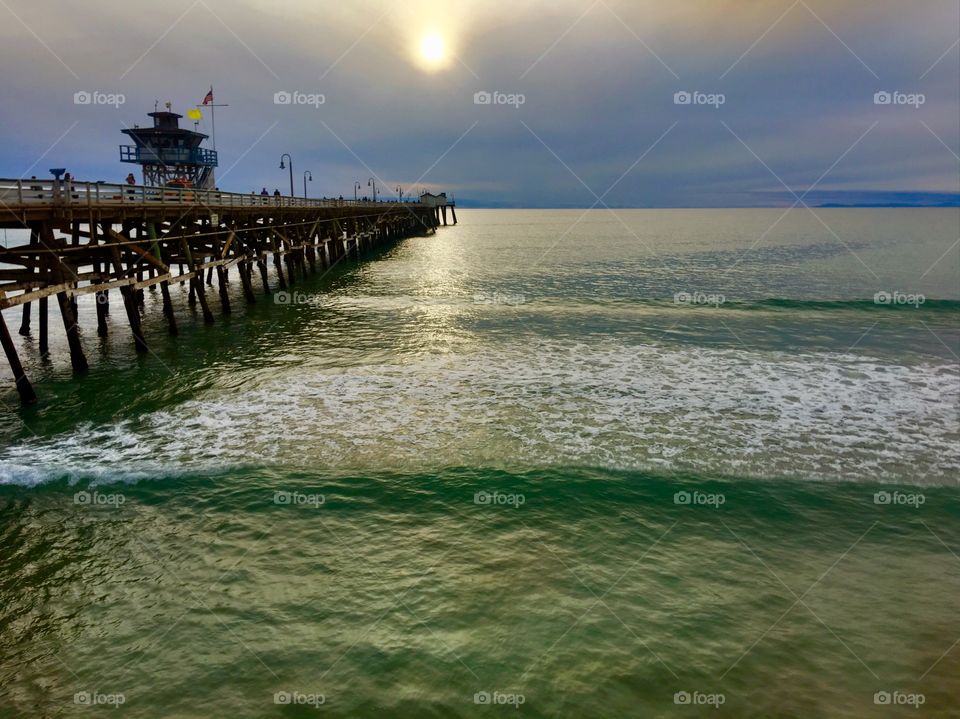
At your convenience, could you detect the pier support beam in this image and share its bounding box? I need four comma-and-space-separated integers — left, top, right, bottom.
0, 310, 36, 405
160, 283, 177, 335
19, 303, 30, 336
38, 297, 48, 356
42, 225, 89, 371
179, 234, 213, 323
103, 225, 147, 354
273, 251, 287, 290
216, 265, 231, 314
95, 291, 109, 337
191, 276, 215, 323
240, 261, 257, 304
18, 228, 38, 336
147, 223, 177, 336
257, 259, 270, 294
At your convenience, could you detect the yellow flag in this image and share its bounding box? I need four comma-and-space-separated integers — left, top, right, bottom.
187, 108, 203, 121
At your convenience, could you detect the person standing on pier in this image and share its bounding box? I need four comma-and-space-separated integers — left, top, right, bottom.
63, 172, 78, 200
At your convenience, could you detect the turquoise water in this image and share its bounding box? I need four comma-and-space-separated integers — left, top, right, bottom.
1, 209, 958, 717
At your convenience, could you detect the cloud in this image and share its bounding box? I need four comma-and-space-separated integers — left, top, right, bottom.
0, 0, 956, 205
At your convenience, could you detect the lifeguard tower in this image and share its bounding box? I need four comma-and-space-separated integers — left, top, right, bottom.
120, 104, 218, 188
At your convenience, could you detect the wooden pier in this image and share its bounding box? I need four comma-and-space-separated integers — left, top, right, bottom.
0, 177, 457, 405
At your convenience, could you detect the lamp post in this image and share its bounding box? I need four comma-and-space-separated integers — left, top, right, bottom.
367, 178, 377, 202
303, 170, 312, 199
279, 154, 294, 196
396, 185, 403, 202
354, 181, 361, 201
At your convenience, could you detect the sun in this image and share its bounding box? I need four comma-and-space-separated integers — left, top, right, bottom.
419, 33, 447, 67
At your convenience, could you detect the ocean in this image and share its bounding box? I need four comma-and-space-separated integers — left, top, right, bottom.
1, 209, 958, 717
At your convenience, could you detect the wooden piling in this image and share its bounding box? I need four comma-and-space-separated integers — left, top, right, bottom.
103, 224, 147, 354
257, 259, 270, 294
0, 310, 36, 404
95, 291, 109, 337
147, 223, 177, 336
216, 265, 231, 314
38, 296, 48, 356
42, 225, 89, 371
240, 261, 257, 304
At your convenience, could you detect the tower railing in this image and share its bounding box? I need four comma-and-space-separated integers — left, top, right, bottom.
119, 145, 219, 167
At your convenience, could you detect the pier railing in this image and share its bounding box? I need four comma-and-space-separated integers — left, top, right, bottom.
0, 178, 426, 211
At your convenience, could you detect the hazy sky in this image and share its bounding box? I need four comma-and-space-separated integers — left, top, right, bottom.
0, 0, 957, 206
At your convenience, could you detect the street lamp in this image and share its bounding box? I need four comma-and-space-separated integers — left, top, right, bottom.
278, 154, 294, 196
396, 185, 403, 202
303, 170, 313, 199
354, 181, 361, 201
367, 178, 377, 202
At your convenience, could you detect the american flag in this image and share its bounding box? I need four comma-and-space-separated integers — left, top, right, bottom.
202, 88, 213, 105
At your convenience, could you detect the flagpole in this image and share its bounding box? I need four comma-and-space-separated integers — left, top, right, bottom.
210, 85, 216, 153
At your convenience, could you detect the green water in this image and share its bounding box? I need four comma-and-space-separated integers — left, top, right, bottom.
1, 209, 958, 717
